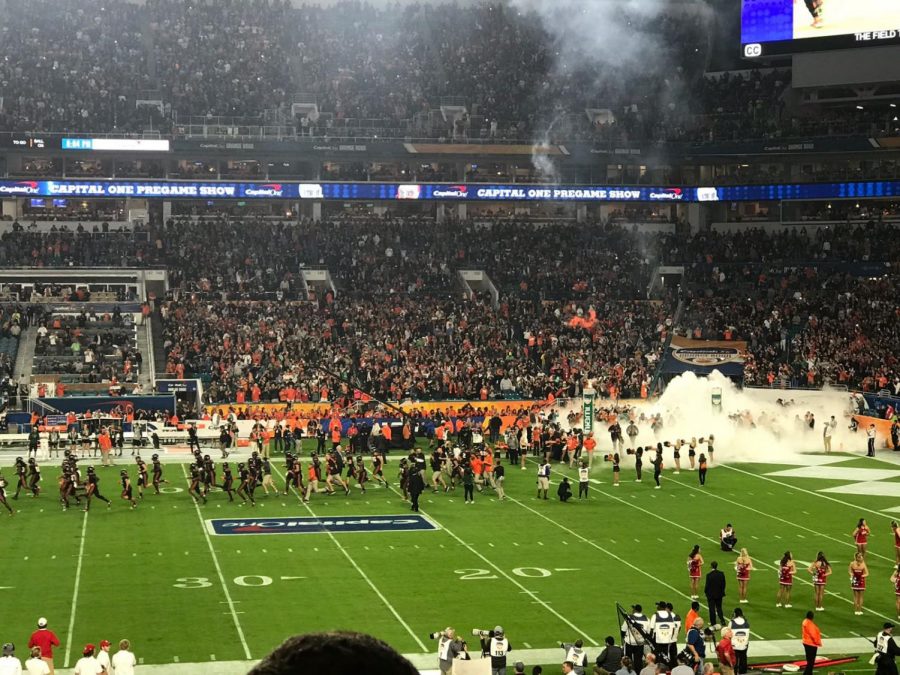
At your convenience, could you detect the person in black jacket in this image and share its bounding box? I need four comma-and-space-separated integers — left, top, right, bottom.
705, 561, 727, 629
595, 636, 624, 674
409, 469, 425, 512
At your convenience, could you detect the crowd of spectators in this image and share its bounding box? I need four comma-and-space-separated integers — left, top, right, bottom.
0, 213, 897, 401
0, 0, 884, 143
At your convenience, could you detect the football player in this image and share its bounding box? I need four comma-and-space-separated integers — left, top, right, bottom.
221, 462, 235, 501
151, 453, 165, 494
83, 467, 111, 511
372, 450, 388, 487
27, 458, 41, 497
12, 457, 27, 499
135, 456, 149, 499
187, 463, 207, 504
236, 463, 255, 506
120, 470, 137, 509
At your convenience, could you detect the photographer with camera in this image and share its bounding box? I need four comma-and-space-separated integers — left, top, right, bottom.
559, 639, 588, 675
430, 628, 464, 674
474, 626, 512, 675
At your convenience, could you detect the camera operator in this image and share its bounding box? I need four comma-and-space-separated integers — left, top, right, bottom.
474, 626, 511, 675
559, 639, 588, 675
430, 627, 463, 674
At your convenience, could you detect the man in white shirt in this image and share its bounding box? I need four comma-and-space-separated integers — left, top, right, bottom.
822, 416, 836, 453
23, 647, 49, 675
0, 643, 22, 675
73, 645, 102, 675
867, 424, 877, 457
111, 640, 136, 675
95, 641, 111, 674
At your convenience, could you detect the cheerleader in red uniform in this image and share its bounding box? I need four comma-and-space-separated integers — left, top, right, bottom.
776, 551, 796, 608
852, 518, 870, 556
808, 551, 832, 611
849, 552, 868, 615
735, 548, 754, 604
890, 563, 900, 619
687, 544, 704, 600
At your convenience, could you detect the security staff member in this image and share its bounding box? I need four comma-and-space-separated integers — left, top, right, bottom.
621, 604, 650, 667
560, 639, 588, 675
876, 622, 900, 675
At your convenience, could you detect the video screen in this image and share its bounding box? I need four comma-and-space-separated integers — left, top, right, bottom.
742, 0, 900, 57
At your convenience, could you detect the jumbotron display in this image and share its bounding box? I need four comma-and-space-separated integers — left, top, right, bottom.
741, 0, 900, 57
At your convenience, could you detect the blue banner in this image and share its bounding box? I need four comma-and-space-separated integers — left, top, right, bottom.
207, 515, 438, 536
2, 178, 900, 203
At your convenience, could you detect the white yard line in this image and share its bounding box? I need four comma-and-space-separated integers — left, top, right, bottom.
372, 477, 601, 646
665, 471, 893, 563
271, 465, 427, 652
533, 460, 896, 631
180, 464, 251, 659
62, 510, 89, 668
723, 464, 896, 555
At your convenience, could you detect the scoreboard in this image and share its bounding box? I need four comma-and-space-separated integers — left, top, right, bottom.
742, 0, 900, 58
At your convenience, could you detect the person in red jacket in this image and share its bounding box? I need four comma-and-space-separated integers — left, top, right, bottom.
28, 617, 60, 674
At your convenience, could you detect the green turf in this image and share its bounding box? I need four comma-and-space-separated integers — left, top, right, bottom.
1, 443, 897, 669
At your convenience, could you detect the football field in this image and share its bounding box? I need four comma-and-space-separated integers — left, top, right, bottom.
1, 444, 897, 672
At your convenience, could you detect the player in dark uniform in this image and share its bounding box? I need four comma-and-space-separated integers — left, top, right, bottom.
349, 455, 368, 493
83, 466, 111, 511
247, 452, 260, 500
135, 456, 149, 499
221, 462, 235, 501
282, 454, 302, 497
236, 463, 255, 506
120, 469, 137, 508
372, 451, 388, 487
151, 453, 165, 494
324, 452, 347, 496
27, 458, 41, 497
0, 472, 13, 514
187, 463, 207, 504
202, 455, 216, 496
61, 459, 83, 510
12, 457, 28, 499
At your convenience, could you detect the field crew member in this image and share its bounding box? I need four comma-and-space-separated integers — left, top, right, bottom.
729, 608, 751, 675
621, 604, 650, 667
